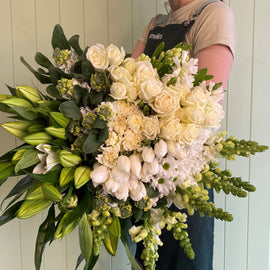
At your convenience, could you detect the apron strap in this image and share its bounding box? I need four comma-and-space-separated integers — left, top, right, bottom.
191, 0, 221, 18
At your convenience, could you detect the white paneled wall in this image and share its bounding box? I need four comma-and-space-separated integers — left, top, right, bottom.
0, 0, 269, 269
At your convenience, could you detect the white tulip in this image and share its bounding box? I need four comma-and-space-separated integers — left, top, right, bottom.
130, 181, 147, 201
112, 166, 129, 183
129, 154, 142, 178
115, 184, 129, 201
142, 146, 155, 163
104, 177, 120, 193
90, 165, 109, 186
117, 155, 131, 174
146, 159, 160, 175
154, 140, 168, 158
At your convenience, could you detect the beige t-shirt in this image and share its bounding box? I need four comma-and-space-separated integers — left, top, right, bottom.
138, 0, 237, 57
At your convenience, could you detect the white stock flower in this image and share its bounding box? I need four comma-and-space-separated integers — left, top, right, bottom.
142, 146, 155, 162
86, 44, 109, 71
154, 139, 168, 158
110, 82, 127, 100
139, 77, 163, 102
142, 116, 160, 140
160, 117, 182, 142
33, 144, 60, 174
90, 164, 109, 187
106, 44, 125, 66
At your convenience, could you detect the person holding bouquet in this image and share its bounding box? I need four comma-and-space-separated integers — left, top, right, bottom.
132, 0, 236, 269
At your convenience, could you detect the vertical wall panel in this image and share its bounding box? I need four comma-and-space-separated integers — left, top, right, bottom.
248, 0, 270, 269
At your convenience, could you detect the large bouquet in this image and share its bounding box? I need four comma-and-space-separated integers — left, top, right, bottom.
0, 25, 267, 270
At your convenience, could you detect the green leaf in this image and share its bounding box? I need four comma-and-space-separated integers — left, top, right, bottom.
48, 66, 60, 85
6, 84, 17, 96
12, 106, 39, 121
92, 116, 106, 129
81, 60, 94, 82
68, 35, 83, 55
20, 57, 52, 84
145, 183, 160, 198
122, 240, 143, 270
35, 52, 53, 69
59, 101, 82, 120
82, 131, 102, 154
193, 68, 214, 86
120, 218, 136, 256
51, 24, 70, 50
83, 253, 99, 270
0, 162, 14, 181
35, 205, 56, 270
0, 201, 24, 226
89, 90, 104, 106
74, 85, 89, 106
152, 42, 165, 58
79, 213, 93, 266
46, 85, 62, 99
109, 216, 121, 238
27, 164, 62, 184
15, 149, 40, 174
1, 175, 36, 208
97, 127, 109, 143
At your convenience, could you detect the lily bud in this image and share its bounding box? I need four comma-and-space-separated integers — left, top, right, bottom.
74, 166, 91, 189
16, 85, 42, 103
17, 199, 51, 219
12, 149, 28, 163
50, 112, 70, 128
23, 132, 53, 145
41, 183, 62, 202
1, 97, 34, 108
27, 123, 44, 133
59, 167, 75, 187
1, 121, 31, 138
45, 127, 66, 139
59, 150, 82, 167
0, 162, 14, 180
0, 94, 13, 101
25, 186, 45, 200
63, 194, 78, 208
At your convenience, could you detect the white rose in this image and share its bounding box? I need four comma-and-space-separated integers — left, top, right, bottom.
134, 61, 156, 84
115, 184, 129, 201
204, 103, 224, 127
110, 82, 127, 100
142, 146, 155, 162
108, 65, 132, 82
160, 117, 182, 142
117, 155, 130, 174
181, 86, 209, 106
151, 86, 180, 116
130, 181, 147, 201
122, 57, 136, 75
90, 165, 109, 187
126, 81, 139, 102
179, 123, 203, 145
154, 139, 167, 158
129, 154, 142, 178
86, 44, 109, 71
178, 106, 206, 125
140, 78, 163, 102
143, 116, 160, 140
126, 112, 144, 132
106, 44, 125, 66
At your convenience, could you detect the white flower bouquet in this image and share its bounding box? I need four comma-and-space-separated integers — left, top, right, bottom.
0, 25, 267, 270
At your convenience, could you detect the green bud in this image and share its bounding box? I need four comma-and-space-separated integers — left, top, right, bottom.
59, 150, 82, 168
41, 183, 62, 202
0, 162, 14, 180
27, 123, 44, 133
25, 186, 45, 200
12, 149, 28, 163
59, 167, 75, 187
63, 194, 78, 208
1, 97, 34, 108
17, 199, 51, 219
16, 85, 42, 103
50, 112, 70, 128
74, 166, 91, 189
54, 214, 80, 239
1, 121, 31, 138
45, 127, 66, 139
23, 132, 53, 145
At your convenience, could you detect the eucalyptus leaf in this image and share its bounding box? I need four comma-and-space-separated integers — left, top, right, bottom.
82, 131, 102, 154
35, 52, 53, 69
97, 127, 109, 143
46, 85, 62, 99
68, 35, 83, 55
59, 101, 82, 120
20, 57, 52, 84
92, 116, 106, 129
15, 149, 40, 174
51, 24, 70, 50
35, 205, 56, 270
48, 65, 60, 85
74, 85, 89, 106
81, 60, 94, 82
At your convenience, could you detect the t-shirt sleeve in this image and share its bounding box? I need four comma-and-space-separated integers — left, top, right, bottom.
187, 2, 237, 57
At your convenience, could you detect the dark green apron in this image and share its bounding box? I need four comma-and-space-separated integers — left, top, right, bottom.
136, 1, 220, 269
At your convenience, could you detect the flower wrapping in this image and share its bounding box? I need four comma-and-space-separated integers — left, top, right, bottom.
0, 25, 268, 270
